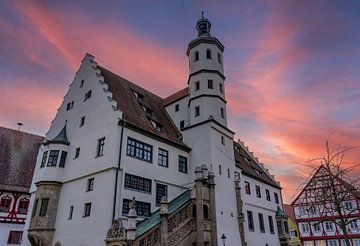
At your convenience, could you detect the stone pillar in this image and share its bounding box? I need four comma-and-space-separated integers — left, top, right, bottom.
235, 179, 247, 246
160, 197, 169, 246
208, 170, 218, 246
126, 198, 137, 245
195, 166, 204, 246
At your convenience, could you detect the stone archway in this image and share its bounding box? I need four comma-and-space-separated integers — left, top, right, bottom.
28, 234, 48, 246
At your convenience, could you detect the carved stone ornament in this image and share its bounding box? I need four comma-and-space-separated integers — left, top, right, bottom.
106, 218, 126, 240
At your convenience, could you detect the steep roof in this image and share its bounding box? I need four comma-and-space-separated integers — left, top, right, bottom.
44, 124, 69, 146
233, 141, 280, 188
0, 126, 44, 193
98, 66, 188, 148
163, 88, 189, 106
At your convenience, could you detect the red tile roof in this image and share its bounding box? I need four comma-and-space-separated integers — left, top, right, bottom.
0, 126, 44, 193
163, 88, 189, 106
98, 66, 189, 149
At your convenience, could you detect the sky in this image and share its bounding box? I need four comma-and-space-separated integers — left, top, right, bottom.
1, 0, 360, 203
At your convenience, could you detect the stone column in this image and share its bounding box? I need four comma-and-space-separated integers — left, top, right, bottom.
195, 166, 204, 246
160, 196, 169, 246
235, 179, 247, 246
208, 170, 218, 246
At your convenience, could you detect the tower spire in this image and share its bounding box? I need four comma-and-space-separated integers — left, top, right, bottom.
196, 12, 211, 37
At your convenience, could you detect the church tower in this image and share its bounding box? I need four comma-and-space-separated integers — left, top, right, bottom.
187, 12, 227, 127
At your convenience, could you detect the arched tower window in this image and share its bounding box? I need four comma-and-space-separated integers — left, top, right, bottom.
194, 51, 199, 62
206, 49, 212, 59
203, 205, 209, 219
217, 53, 221, 64
0, 196, 12, 212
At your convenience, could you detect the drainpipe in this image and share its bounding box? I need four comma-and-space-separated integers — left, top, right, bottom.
112, 120, 125, 221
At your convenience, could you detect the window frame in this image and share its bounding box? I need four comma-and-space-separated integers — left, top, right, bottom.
74, 147, 80, 159
195, 81, 200, 91
68, 205, 74, 220
194, 51, 199, 62
59, 151, 67, 168
208, 80, 213, 89
0, 195, 12, 212
32, 199, 38, 217
175, 104, 179, 112
195, 106, 200, 117
39, 198, 49, 217
255, 186, 261, 198
47, 150, 59, 167
178, 155, 188, 173
7, 231, 23, 245
245, 181, 251, 195
126, 137, 153, 163
17, 198, 29, 214
84, 90, 92, 101
40, 151, 48, 168
206, 49, 212, 59
122, 199, 151, 217
274, 192, 279, 204
247, 210, 254, 231
97, 137, 105, 157
124, 173, 152, 194
155, 183, 168, 207
80, 116, 85, 127
259, 213, 265, 233
265, 189, 271, 201
268, 215, 275, 234
83, 202, 91, 217
86, 178, 94, 192
158, 148, 169, 167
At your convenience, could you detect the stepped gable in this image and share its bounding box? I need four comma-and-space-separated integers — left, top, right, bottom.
233, 141, 280, 188
0, 126, 44, 192
163, 87, 188, 106
98, 66, 188, 147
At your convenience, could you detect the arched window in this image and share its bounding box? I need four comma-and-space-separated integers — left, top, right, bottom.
0, 196, 12, 212
194, 51, 199, 62
217, 53, 221, 64
203, 205, 209, 219
206, 49, 212, 59
192, 204, 197, 217
18, 198, 29, 214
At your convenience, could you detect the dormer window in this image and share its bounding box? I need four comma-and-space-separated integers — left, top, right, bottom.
194, 51, 199, 62
156, 123, 163, 132
133, 90, 144, 100
84, 90, 92, 101
66, 101, 74, 111
0, 196, 12, 212
206, 49, 212, 59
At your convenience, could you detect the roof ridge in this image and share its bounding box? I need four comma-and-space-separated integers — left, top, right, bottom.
0, 125, 44, 138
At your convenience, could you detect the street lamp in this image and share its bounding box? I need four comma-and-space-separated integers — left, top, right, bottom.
221, 233, 227, 246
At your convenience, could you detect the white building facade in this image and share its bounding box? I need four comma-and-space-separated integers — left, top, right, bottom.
24, 15, 288, 246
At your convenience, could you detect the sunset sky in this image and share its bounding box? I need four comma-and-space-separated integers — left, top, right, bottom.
1, 0, 359, 202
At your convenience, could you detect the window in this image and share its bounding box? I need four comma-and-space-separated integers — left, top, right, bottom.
59, 151, 67, 168
328, 240, 338, 246
219, 165, 222, 175
66, 101, 74, 111
301, 223, 310, 232
245, 181, 251, 195
68, 206, 73, 220
206, 49, 212, 59
124, 173, 152, 193
203, 205, 209, 219
32, 199, 38, 217
284, 221, 289, 233
156, 183, 167, 207
325, 221, 334, 231
354, 239, 360, 246
268, 216, 275, 234
126, 137, 152, 162
74, 148, 80, 159
313, 222, 321, 232
255, 185, 261, 198
80, 116, 85, 127
221, 136, 225, 145
227, 168, 230, 178
47, 150, 59, 167
195, 81, 200, 91
0, 196, 12, 212
274, 192, 279, 204
178, 155, 188, 173
17, 199, 29, 214
80, 79, 84, 87
259, 213, 265, 233
155, 122, 163, 132
195, 106, 200, 117
175, 104, 179, 112
217, 53, 222, 64
158, 148, 168, 167
7, 231, 22, 244
344, 201, 353, 211
298, 206, 306, 216
265, 189, 271, 201
289, 230, 298, 237
349, 219, 359, 230
247, 211, 254, 231
86, 178, 94, 192
84, 90, 92, 101
221, 108, 225, 118
97, 137, 105, 157
180, 120, 185, 129
194, 51, 199, 62
219, 83, 223, 93
83, 202, 91, 217
208, 80, 213, 89
39, 198, 49, 217
122, 199, 150, 217
277, 221, 283, 233
40, 151, 48, 168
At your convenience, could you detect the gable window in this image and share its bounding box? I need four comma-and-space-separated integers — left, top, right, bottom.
265, 189, 271, 201
217, 53, 222, 64
32, 199, 38, 217
258, 213, 265, 233
255, 185, 261, 198
86, 178, 94, 192
7, 231, 23, 245
126, 137, 153, 162
178, 155, 188, 173
158, 148, 168, 167
208, 80, 213, 89
40, 151, 48, 168
194, 51, 199, 62
195, 106, 200, 117
124, 173, 152, 194
84, 90, 92, 101
219, 83, 223, 93
227, 168, 231, 178
74, 148, 80, 159
66, 101, 74, 111
97, 137, 105, 157
195, 81, 200, 91
219, 165, 222, 175
59, 151, 67, 168
80, 116, 85, 127
80, 79, 84, 88
39, 198, 49, 217
175, 104, 179, 112
221, 108, 225, 118
221, 136, 225, 145
83, 202, 91, 217
180, 120, 185, 129
274, 192, 279, 204
17, 198, 29, 214
47, 150, 59, 167
268, 216, 275, 234
245, 181, 251, 195
156, 183, 168, 207
122, 199, 150, 217
0, 196, 12, 212
206, 49, 212, 59
247, 210, 254, 231
155, 123, 163, 132
68, 206, 73, 220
